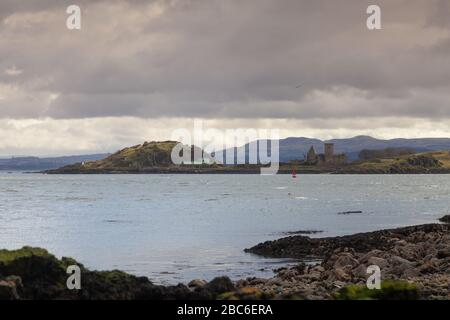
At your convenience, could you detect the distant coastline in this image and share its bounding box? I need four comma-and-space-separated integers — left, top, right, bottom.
1, 136, 449, 174
34, 141, 450, 175
40, 139, 450, 174
0, 154, 109, 171
43, 166, 450, 174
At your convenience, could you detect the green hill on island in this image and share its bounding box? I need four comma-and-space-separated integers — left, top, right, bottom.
45, 140, 450, 174
45, 141, 220, 173
346, 150, 450, 173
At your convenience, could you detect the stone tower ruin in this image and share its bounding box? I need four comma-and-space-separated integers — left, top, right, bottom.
324, 143, 334, 161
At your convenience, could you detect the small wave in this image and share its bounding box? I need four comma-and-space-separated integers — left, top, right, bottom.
275, 187, 287, 190
282, 230, 324, 235
337, 210, 363, 215
59, 196, 96, 201
102, 219, 132, 224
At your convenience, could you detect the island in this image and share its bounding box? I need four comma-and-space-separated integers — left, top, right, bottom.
44, 140, 450, 174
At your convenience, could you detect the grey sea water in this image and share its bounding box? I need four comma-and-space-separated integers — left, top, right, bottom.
0, 173, 448, 284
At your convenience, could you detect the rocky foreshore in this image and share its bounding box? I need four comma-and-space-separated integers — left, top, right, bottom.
0, 247, 238, 300
1, 216, 449, 300
243, 218, 450, 300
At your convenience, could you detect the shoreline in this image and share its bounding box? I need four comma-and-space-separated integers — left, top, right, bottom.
243, 220, 449, 299
42, 165, 450, 174
42, 170, 450, 175
1, 216, 449, 300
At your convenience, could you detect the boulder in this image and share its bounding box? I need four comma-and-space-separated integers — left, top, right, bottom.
388, 256, 415, 278
0, 276, 21, 300
390, 255, 413, 266
334, 268, 351, 281
323, 268, 351, 282
352, 264, 368, 279
203, 276, 235, 294
402, 268, 420, 278
439, 215, 450, 224
418, 261, 439, 274
218, 287, 273, 300
188, 279, 207, 289
367, 256, 388, 269
437, 248, 450, 259
311, 265, 325, 273
395, 240, 408, 246
333, 254, 359, 269
359, 250, 386, 263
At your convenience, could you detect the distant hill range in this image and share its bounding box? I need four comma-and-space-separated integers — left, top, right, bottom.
0, 154, 110, 171
218, 135, 450, 163
11, 135, 450, 172
46, 138, 450, 174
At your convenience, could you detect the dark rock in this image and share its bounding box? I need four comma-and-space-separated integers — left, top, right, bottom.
188, 279, 207, 288
282, 230, 323, 235
439, 215, 450, 224
218, 287, 274, 300
0, 247, 234, 300
203, 276, 235, 294
245, 224, 449, 260
406, 155, 441, 168
437, 248, 450, 259
0, 276, 22, 300
337, 211, 363, 215
367, 256, 388, 268
333, 254, 359, 269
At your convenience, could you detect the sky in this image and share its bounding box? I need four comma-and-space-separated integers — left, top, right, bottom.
1, 0, 450, 156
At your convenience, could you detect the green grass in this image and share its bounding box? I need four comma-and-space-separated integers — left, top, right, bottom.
335, 280, 420, 300
81, 141, 200, 170
0, 247, 51, 264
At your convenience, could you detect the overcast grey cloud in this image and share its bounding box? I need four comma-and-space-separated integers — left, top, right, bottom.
0, 0, 450, 155
0, 0, 449, 119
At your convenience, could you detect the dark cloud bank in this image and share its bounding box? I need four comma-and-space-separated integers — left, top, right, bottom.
0, 0, 449, 120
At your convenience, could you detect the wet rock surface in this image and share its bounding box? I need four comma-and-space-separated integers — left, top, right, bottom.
245, 223, 448, 259
243, 221, 449, 299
